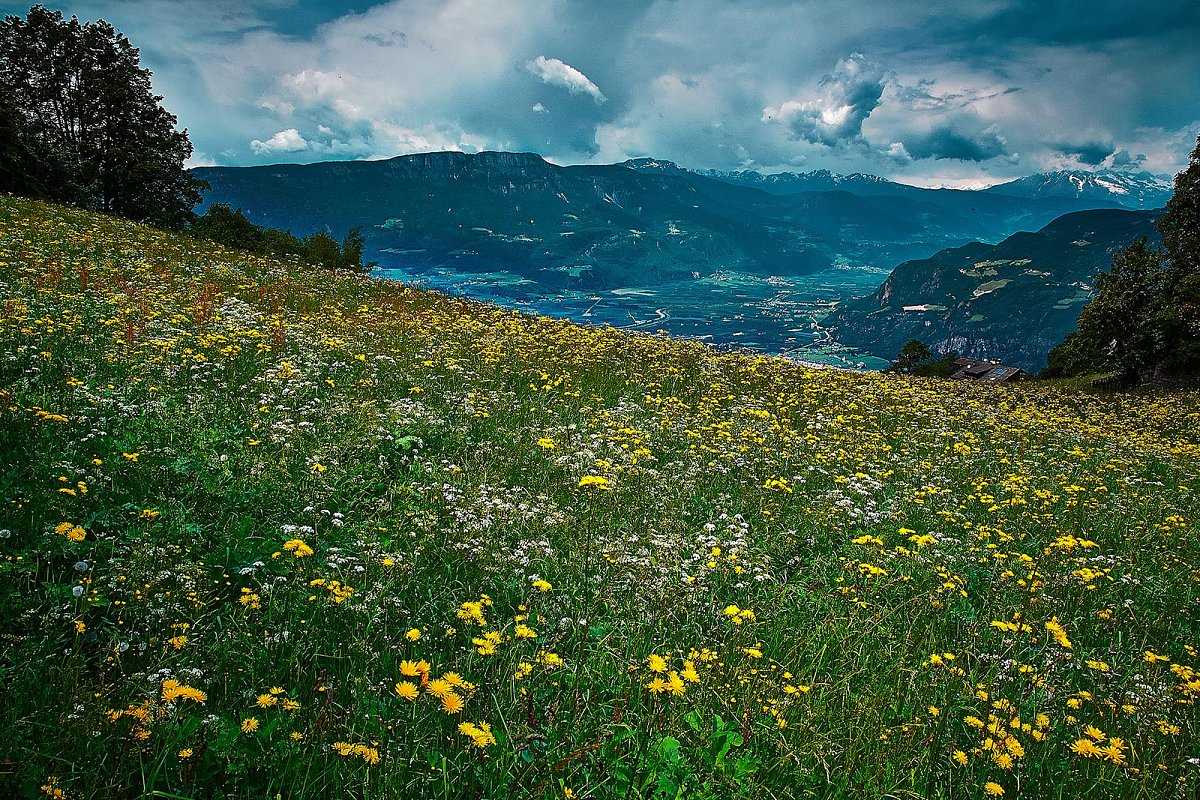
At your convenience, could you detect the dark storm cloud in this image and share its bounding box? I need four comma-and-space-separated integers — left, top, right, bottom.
1052, 140, 1117, 167
2, 0, 1196, 184
903, 125, 1009, 162
964, 0, 1198, 46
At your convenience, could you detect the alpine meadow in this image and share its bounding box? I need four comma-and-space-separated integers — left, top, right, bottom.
1, 195, 1198, 799
3, 2, 1200, 799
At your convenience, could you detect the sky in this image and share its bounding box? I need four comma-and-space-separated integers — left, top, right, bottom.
5, 0, 1199, 187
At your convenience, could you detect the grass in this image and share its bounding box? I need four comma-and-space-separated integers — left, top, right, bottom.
0, 194, 1198, 799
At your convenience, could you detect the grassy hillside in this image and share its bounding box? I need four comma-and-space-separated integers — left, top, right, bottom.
1, 195, 1198, 800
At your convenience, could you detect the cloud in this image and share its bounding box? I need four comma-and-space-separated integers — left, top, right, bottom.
250, 128, 309, 154
762, 53, 887, 146
281, 69, 347, 102
1108, 148, 1146, 169
525, 56, 606, 103
36, 0, 1199, 181
1052, 139, 1116, 166
532, 102, 547, 113
901, 123, 1008, 162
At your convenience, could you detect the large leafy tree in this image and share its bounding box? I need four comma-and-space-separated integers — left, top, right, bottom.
1156, 134, 1200, 371
1045, 134, 1200, 382
0, 5, 205, 227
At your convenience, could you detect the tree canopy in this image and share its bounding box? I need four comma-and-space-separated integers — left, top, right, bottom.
190, 204, 375, 273
0, 5, 205, 228
1045, 134, 1200, 383
887, 339, 959, 377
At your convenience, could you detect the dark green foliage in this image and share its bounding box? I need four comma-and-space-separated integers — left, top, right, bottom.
889, 340, 934, 373
0, 96, 51, 197
304, 231, 342, 270
341, 226, 368, 271
1045, 134, 1200, 381
188, 203, 268, 253
887, 339, 958, 377
189, 204, 371, 272
1156, 137, 1200, 372
0, 5, 204, 227
1041, 330, 1107, 379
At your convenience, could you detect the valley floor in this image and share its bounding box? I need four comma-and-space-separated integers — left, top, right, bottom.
1, 196, 1198, 799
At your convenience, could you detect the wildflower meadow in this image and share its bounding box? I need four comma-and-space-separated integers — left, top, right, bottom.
1, 195, 1198, 798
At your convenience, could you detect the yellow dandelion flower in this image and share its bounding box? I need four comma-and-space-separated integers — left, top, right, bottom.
282, 538, 314, 557
440, 692, 464, 714
645, 677, 668, 694
426, 679, 453, 699
577, 475, 612, 490
1101, 745, 1126, 765
458, 721, 496, 748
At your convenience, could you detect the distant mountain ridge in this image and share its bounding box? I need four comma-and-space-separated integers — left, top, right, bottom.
981, 170, 1173, 210
194, 151, 1164, 295
657, 162, 1172, 210
824, 208, 1164, 371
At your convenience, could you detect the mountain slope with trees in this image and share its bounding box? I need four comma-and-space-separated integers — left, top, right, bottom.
1044, 134, 1200, 382
824, 209, 1163, 371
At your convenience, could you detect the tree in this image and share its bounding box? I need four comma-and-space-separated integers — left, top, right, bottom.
1045, 133, 1200, 382
0, 5, 205, 227
303, 231, 342, 270
1155, 134, 1200, 372
340, 226, 365, 271
189, 206, 375, 272
1068, 237, 1167, 382
889, 339, 934, 374
189, 204, 266, 253
887, 339, 959, 377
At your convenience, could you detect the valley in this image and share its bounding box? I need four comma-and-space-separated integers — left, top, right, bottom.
194, 151, 1172, 371
377, 262, 893, 368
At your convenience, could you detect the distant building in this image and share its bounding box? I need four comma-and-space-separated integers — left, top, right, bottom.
950, 358, 1024, 383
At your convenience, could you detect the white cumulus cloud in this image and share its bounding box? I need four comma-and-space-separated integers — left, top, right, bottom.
525, 56, 606, 103
763, 53, 887, 147
250, 128, 309, 154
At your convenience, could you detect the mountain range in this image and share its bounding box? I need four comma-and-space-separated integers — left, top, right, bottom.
824, 208, 1163, 372
694, 165, 1172, 210
981, 170, 1173, 209
194, 153, 1166, 293
192, 151, 1173, 370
